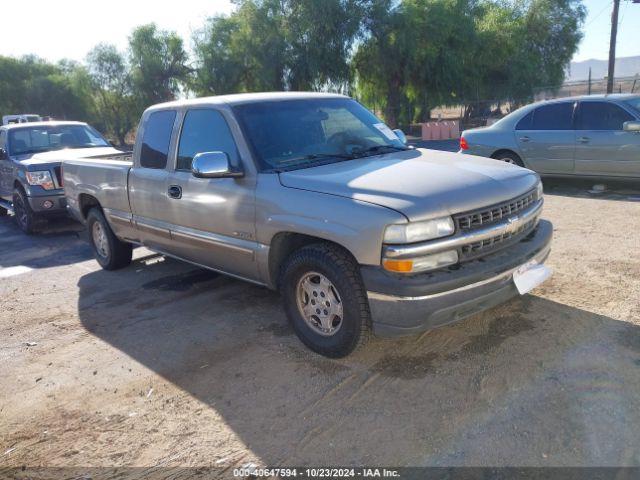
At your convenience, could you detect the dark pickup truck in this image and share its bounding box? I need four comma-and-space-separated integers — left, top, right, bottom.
0, 121, 128, 233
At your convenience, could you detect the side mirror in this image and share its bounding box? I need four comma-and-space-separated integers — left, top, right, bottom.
191, 151, 243, 179
0, 148, 7, 160
623, 121, 640, 133
393, 129, 408, 145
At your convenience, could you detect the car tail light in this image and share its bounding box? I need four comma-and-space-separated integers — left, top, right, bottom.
459, 136, 469, 150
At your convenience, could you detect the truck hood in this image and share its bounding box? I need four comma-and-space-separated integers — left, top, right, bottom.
15, 147, 123, 167
278, 148, 539, 221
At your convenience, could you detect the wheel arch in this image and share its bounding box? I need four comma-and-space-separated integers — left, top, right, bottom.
78, 193, 102, 220
267, 232, 358, 290
490, 149, 526, 166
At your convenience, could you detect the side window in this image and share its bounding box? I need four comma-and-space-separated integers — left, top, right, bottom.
531, 103, 574, 131
578, 102, 634, 131
140, 110, 176, 169
177, 109, 239, 171
515, 111, 534, 130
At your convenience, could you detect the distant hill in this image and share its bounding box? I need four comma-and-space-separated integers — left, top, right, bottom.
566, 56, 640, 82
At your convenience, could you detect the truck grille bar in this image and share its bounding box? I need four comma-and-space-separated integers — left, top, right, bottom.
382, 196, 543, 261
454, 189, 537, 231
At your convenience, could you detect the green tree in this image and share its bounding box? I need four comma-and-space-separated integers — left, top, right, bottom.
128, 24, 190, 108
87, 44, 137, 145
0, 55, 94, 122
354, 0, 585, 126
192, 0, 366, 95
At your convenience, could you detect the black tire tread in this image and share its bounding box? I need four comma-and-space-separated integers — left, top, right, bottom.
280, 242, 371, 357
12, 187, 42, 234
87, 208, 132, 270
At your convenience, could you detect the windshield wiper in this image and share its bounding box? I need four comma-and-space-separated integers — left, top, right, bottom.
353, 144, 411, 157
283, 152, 355, 163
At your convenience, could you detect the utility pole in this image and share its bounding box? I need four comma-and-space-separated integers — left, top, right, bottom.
587, 67, 592, 95
606, 0, 621, 94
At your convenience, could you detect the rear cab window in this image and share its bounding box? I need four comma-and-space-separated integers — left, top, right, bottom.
140, 110, 177, 169
577, 102, 634, 131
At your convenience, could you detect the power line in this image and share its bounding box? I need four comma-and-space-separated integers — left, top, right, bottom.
586, 0, 613, 26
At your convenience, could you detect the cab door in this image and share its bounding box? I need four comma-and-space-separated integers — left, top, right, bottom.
574, 100, 640, 177
164, 108, 259, 281
515, 101, 576, 174
128, 109, 179, 251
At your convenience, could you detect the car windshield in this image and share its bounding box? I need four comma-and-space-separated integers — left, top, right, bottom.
624, 98, 640, 114
8, 124, 109, 155
233, 98, 407, 171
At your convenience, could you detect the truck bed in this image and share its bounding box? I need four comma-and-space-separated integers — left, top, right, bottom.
63, 156, 133, 219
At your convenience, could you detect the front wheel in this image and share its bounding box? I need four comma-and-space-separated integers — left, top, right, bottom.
280, 243, 371, 358
87, 208, 132, 270
13, 187, 41, 234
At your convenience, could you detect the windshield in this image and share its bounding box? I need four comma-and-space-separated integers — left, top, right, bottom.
8, 124, 109, 155
624, 98, 640, 115
233, 98, 406, 171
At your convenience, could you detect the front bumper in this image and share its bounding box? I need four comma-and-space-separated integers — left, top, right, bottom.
27, 193, 67, 214
363, 219, 553, 336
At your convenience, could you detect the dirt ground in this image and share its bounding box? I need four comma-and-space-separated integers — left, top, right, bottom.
1, 178, 640, 476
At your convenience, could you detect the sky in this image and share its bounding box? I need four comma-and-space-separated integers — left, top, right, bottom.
1, 0, 638, 64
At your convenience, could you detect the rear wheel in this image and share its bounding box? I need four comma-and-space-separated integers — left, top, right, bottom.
280, 243, 371, 358
494, 151, 524, 167
13, 187, 41, 234
87, 208, 132, 270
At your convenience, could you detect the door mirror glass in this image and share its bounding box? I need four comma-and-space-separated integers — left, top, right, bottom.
393, 129, 407, 145
623, 121, 640, 132
191, 151, 243, 178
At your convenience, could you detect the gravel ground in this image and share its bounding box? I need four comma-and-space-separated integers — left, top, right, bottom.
1, 181, 640, 475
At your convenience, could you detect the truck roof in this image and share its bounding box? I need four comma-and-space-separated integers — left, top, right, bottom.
1, 120, 88, 131
146, 91, 349, 112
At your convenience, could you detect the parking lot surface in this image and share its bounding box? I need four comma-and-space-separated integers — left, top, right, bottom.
1, 181, 640, 472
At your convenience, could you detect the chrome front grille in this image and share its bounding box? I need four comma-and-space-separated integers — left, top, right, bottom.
455, 189, 537, 231
460, 216, 538, 259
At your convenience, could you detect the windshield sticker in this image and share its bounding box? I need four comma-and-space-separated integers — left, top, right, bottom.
373, 123, 399, 141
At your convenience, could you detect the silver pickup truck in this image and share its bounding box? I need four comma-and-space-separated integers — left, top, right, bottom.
63, 92, 553, 358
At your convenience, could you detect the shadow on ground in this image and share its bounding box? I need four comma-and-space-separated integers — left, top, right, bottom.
76, 256, 640, 466
542, 177, 640, 202
0, 215, 92, 269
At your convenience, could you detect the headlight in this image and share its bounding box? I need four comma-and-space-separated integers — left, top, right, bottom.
536, 180, 544, 200
25, 171, 55, 190
384, 216, 455, 244
383, 250, 459, 273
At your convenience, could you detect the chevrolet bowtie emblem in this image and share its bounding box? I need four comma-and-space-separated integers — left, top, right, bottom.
504, 215, 519, 234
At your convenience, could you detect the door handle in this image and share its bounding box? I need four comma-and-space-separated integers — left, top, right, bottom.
578, 136, 590, 144
519, 136, 530, 142
168, 185, 182, 199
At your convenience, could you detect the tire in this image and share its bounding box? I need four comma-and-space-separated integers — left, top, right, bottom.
280, 243, 371, 358
13, 187, 41, 234
494, 151, 524, 167
0, 205, 7, 217
86, 207, 132, 270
